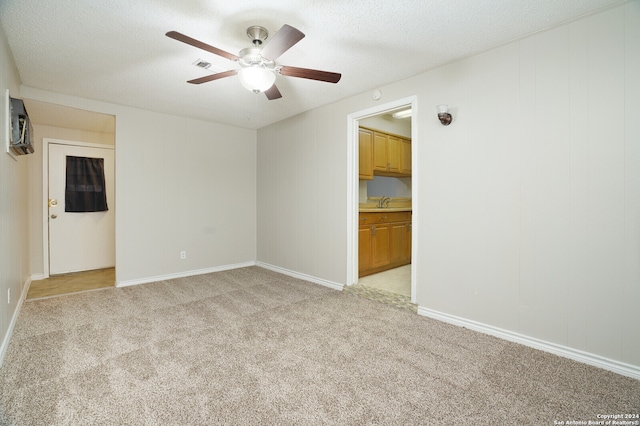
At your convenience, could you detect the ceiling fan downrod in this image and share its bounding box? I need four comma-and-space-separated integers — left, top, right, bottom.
246, 26, 268, 46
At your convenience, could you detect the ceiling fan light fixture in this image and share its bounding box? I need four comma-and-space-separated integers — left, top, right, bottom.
238, 66, 276, 93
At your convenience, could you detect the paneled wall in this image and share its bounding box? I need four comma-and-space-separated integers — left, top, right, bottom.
0, 22, 29, 364
113, 109, 257, 283
257, 111, 349, 285
418, 2, 639, 367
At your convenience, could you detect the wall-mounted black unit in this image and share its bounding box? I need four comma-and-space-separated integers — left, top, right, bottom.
9, 97, 34, 155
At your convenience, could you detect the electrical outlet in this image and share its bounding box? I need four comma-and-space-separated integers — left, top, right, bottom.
180, 251, 186, 260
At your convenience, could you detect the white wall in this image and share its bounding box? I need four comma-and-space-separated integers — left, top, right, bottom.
0, 22, 30, 365
20, 88, 258, 285
257, 2, 640, 371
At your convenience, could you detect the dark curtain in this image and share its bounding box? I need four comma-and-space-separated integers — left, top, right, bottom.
65, 156, 108, 212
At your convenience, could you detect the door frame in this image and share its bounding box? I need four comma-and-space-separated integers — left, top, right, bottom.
42, 138, 115, 278
346, 95, 418, 303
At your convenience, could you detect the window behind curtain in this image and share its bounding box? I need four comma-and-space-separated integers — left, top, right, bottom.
65, 156, 108, 212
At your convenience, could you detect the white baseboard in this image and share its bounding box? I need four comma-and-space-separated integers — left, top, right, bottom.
116, 261, 257, 288
30, 273, 46, 281
256, 262, 344, 291
0, 276, 31, 368
116, 261, 344, 292
418, 307, 640, 380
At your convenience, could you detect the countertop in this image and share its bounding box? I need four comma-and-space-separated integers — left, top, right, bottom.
359, 208, 412, 212
360, 197, 412, 213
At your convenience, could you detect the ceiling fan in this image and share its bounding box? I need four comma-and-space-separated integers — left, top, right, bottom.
166, 24, 341, 100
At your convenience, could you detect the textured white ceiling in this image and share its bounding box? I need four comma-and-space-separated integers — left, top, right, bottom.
0, 0, 630, 130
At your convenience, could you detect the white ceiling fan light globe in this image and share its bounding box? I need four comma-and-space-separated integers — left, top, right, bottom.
238, 67, 276, 93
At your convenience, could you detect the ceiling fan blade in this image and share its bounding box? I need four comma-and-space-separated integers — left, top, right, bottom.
187, 70, 238, 84
166, 31, 239, 62
279, 66, 341, 83
264, 84, 282, 100
260, 24, 305, 60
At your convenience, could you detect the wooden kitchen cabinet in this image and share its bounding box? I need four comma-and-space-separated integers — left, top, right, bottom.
361, 126, 411, 178
373, 131, 388, 172
371, 224, 391, 268
389, 222, 408, 263
358, 211, 411, 277
386, 135, 402, 173
358, 226, 373, 271
358, 128, 374, 180
373, 132, 401, 173
401, 138, 411, 175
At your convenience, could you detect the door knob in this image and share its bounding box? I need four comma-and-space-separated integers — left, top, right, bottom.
51, 214, 57, 219
48, 199, 58, 207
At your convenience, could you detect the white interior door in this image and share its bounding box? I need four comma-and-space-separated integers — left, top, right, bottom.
48, 143, 115, 275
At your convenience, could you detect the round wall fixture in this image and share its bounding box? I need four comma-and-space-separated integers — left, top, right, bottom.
372, 90, 382, 100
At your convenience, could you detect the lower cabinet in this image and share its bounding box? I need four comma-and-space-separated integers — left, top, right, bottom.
371, 224, 390, 268
389, 222, 408, 263
358, 227, 373, 272
358, 211, 411, 277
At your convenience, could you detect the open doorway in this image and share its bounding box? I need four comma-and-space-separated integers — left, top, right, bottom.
347, 95, 418, 303
22, 99, 116, 297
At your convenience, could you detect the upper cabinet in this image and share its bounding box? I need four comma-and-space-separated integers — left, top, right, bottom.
359, 128, 374, 180
360, 126, 411, 179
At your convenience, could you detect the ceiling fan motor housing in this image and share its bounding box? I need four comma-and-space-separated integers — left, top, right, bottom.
238, 47, 276, 70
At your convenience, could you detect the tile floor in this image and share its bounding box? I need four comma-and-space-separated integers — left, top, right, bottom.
357, 264, 411, 297
346, 265, 417, 313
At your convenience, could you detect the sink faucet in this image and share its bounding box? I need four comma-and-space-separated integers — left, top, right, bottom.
378, 196, 391, 208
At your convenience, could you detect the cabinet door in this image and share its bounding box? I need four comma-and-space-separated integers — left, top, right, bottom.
371, 225, 390, 268
401, 138, 411, 175
390, 222, 407, 263
387, 135, 401, 173
358, 226, 373, 272
358, 128, 374, 180
373, 132, 388, 171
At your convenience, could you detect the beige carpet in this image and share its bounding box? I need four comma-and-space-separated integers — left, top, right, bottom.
1, 266, 638, 425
